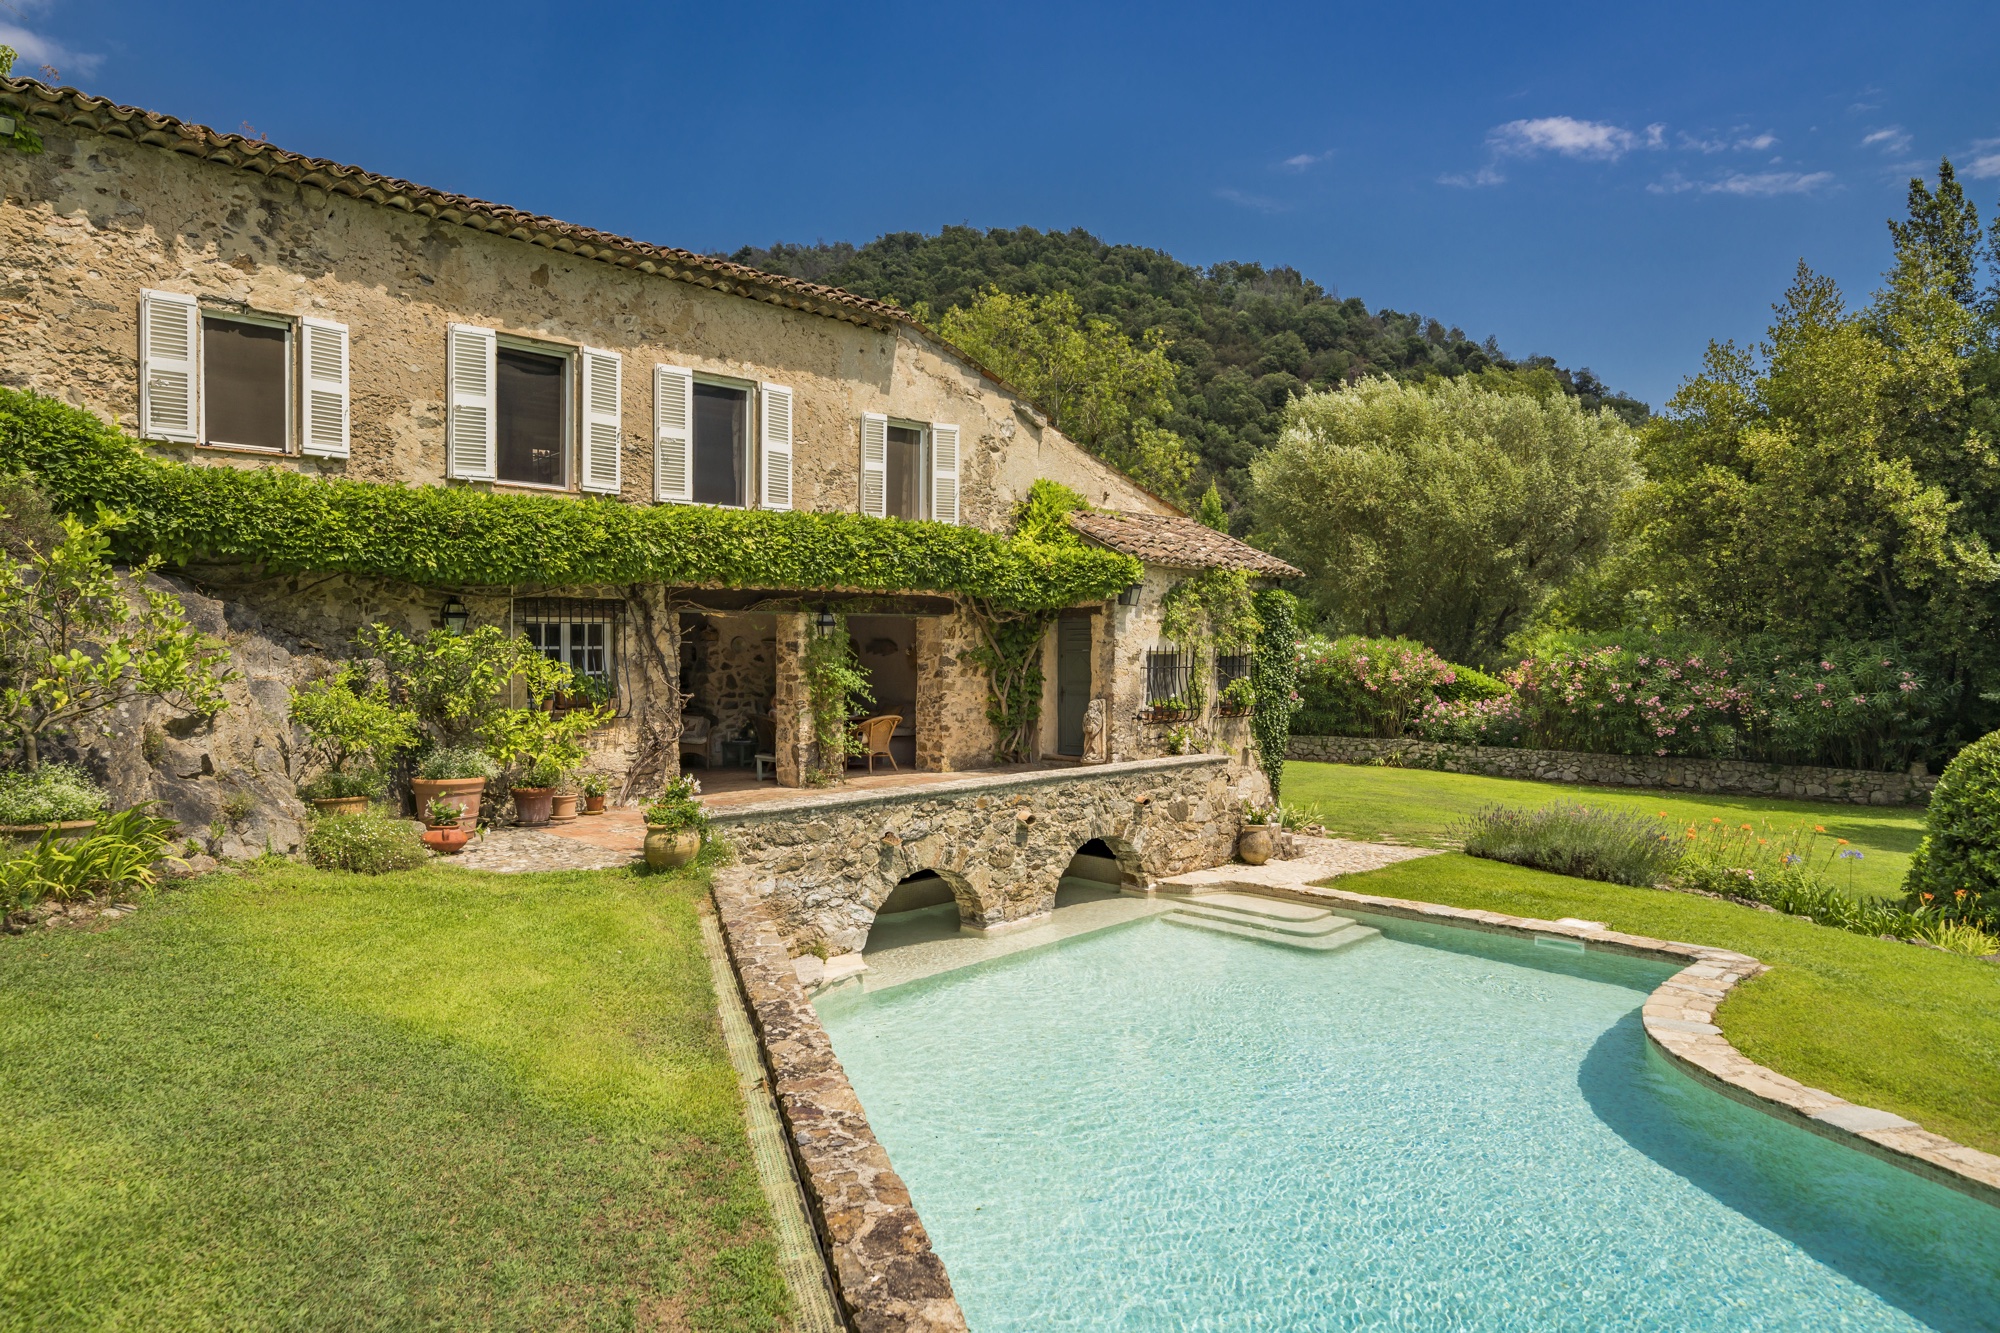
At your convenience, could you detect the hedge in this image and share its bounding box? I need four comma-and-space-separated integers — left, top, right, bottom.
0, 390, 1140, 611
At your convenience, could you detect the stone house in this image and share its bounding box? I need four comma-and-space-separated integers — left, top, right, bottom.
0, 75, 1296, 839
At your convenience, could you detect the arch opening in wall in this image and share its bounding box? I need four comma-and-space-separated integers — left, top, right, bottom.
863, 869, 965, 954
1055, 838, 1127, 908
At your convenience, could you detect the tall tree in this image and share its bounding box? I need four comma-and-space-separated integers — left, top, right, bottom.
1251, 376, 1638, 664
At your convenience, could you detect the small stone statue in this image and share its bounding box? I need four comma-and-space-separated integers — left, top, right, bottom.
1082, 698, 1107, 764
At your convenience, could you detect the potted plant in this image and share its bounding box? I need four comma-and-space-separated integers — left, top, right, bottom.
579, 772, 611, 815
419, 795, 472, 855
411, 747, 498, 827
289, 661, 417, 817
510, 759, 562, 827
550, 782, 581, 823
1217, 676, 1257, 718
1239, 801, 1278, 866
642, 775, 708, 869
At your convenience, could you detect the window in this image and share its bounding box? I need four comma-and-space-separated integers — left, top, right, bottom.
885, 423, 930, 521
495, 344, 568, 487
692, 381, 750, 506
517, 598, 618, 705
202, 314, 290, 451
1143, 647, 1197, 718
1216, 654, 1252, 714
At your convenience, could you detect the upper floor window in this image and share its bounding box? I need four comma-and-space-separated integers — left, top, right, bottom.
495, 343, 568, 488
860, 414, 959, 524
692, 380, 750, 506
138, 289, 350, 458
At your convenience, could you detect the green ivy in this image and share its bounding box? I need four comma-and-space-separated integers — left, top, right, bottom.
1158, 567, 1260, 713
0, 390, 1140, 612
1250, 588, 1299, 799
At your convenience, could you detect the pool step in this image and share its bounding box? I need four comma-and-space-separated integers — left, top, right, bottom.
1162, 893, 1381, 953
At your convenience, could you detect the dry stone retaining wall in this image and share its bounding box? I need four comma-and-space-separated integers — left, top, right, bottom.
1287, 735, 1936, 807
715, 755, 1257, 955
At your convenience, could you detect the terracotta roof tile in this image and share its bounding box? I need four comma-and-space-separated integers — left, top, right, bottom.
1066, 510, 1301, 578
1, 76, 908, 331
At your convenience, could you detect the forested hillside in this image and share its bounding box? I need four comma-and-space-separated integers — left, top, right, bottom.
726, 227, 1647, 511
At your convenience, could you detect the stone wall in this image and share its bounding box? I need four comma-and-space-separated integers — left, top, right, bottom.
1286, 735, 1938, 807
715, 755, 1259, 955
683, 613, 775, 753
0, 115, 1163, 528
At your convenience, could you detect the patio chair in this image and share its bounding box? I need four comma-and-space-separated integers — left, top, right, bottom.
753, 712, 778, 781
852, 714, 902, 773
678, 714, 716, 768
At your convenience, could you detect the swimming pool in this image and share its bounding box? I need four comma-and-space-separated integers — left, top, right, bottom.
815, 910, 2000, 1332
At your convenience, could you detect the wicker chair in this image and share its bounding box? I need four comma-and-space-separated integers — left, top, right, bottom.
678, 714, 716, 768
851, 714, 902, 773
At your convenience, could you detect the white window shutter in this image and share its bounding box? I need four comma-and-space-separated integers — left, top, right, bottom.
445, 324, 496, 480
859, 412, 888, 518
580, 346, 622, 494
932, 422, 960, 524
654, 364, 693, 503
299, 317, 350, 458
759, 383, 794, 511
138, 289, 199, 443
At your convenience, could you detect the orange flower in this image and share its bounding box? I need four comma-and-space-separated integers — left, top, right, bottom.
1740, 823, 1752, 831
1837, 838, 1850, 845
1711, 817, 1722, 824
1813, 825, 1825, 833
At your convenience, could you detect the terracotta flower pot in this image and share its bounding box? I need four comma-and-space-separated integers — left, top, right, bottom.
311, 796, 369, 817
582, 794, 607, 815
511, 786, 556, 826
550, 793, 580, 823
411, 777, 486, 826
644, 827, 702, 870
421, 825, 472, 855
1238, 825, 1275, 866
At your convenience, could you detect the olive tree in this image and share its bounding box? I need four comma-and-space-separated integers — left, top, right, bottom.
1251, 376, 1638, 665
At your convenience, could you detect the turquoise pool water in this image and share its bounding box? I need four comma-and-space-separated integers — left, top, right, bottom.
816, 913, 2000, 1332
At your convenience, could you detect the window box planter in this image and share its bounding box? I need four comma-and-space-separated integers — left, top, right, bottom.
411, 777, 486, 827
1140, 705, 1194, 723
1214, 703, 1252, 718
511, 786, 556, 826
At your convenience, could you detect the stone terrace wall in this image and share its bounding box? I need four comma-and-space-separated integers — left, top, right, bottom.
714, 755, 1254, 955
1287, 735, 1937, 807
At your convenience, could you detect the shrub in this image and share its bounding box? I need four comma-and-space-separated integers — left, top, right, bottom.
415, 746, 499, 782
1294, 635, 1466, 737
1904, 729, 2000, 928
0, 762, 109, 825
297, 769, 382, 801
0, 806, 180, 910
1249, 588, 1300, 799
288, 661, 417, 795
304, 809, 429, 875
1456, 801, 1684, 886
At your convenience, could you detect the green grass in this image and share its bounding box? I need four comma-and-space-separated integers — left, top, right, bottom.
1284, 762, 1925, 898
1339, 854, 2000, 1156
0, 862, 790, 1331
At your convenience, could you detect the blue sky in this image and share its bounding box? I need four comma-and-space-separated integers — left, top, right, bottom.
9, 0, 1998, 407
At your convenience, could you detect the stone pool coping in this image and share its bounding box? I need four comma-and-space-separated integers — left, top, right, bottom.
1242, 877, 2000, 1210
709, 864, 970, 1333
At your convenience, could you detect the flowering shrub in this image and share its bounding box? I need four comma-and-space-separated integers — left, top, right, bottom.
1294, 635, 1496, 738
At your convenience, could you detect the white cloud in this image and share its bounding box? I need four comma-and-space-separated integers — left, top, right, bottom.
1214, 187, 1285, 214
1649, 169, 1833, 197
1438, 165, 1506, 189
1279, 151, 1332, 172
1862, 126, 1912, 153
0, 15, 102, 81
1488, 116, 1640, 161
1679, 129, 1779, 154
1966, 153, 2000, 181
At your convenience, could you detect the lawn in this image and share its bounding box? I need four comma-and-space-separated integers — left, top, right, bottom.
1284, 761, 1925, 898
1338, 853, 2000, 1156
0, 862, 791, 1331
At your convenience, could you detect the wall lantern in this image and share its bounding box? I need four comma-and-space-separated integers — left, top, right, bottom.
1117, 583, 1143, 607
0, 116, 15, 139
813, 608, 839, 638
440, 596, 470, 635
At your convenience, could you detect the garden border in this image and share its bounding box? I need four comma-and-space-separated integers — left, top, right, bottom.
1238, 877, 2000, 1208
709, 863, 970, 1333
1286, 735, 1937, 807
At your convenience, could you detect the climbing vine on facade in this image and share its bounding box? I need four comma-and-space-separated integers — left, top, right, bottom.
968, 602, 1057, 763
1159, 567, 1261, 713
1251, 588, 1300, 798
803, 617, 872, 785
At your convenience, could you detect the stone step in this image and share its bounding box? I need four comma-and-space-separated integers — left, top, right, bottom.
1168, 903, 1353, 938
1162, 910, 1381, 953
1184, 890, 1331, 924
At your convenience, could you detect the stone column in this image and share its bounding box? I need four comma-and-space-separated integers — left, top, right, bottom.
772, 612, 813, 787
913, 616, 949, 772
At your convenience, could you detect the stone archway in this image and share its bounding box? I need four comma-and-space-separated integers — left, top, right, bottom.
861, 868, 980, 954
1054, 837, 1129, 908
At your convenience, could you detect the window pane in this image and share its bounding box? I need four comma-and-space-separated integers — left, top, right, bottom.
496, 347, 565, 486
692, 383, 747, 506
203, 317, 288, 450
886, 425, 928, 520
